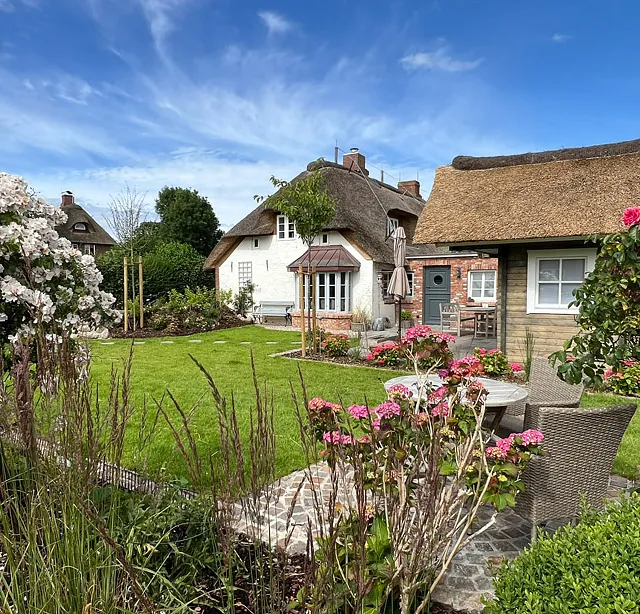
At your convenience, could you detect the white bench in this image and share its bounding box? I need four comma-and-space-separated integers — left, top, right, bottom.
254, 301, 294, 326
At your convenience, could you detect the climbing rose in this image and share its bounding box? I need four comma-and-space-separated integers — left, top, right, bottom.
622, 206, 640, 227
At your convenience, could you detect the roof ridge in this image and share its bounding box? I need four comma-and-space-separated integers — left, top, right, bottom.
307, 159, 424, 201
452, 138, 640, 171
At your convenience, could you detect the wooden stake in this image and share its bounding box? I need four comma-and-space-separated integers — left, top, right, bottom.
138, 256, 144, 328
311, 266, 317, 352
299, 265, 306, 357
123, 257, 129, 333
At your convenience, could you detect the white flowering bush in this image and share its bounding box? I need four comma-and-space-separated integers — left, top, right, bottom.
0, 173, 118, 344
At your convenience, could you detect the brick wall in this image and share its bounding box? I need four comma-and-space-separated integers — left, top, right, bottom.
291, 311, 352, 331
405, 255, 498, 324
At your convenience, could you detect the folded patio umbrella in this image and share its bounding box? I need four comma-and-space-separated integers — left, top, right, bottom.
387, 226, 410, 336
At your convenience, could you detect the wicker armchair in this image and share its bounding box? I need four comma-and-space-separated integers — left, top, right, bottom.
496, 357, 585, 438
515, 403, 637, 540
528, 356, 585, 408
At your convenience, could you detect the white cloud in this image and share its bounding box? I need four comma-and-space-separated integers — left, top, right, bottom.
400, 46, 482, 72
0, 0, 12, 11
0, 0, 38, 10
552, 33, 571, 43
40, 75, 100, 105
258, 11, 293, 35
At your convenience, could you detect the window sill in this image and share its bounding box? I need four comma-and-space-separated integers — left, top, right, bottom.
526, 307, 579, 315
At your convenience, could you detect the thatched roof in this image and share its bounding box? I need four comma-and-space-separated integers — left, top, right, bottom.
57, 203, 116, 246
205, 160, 444, 270
415, 139, 639, 246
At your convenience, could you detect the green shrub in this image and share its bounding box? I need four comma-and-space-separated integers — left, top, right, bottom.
485, 494, 640, 614
321, 333, 350, 357
232, 283, 255, 317
473, 347, 511, 377
603, 359, 640, 397
148, 286, 224, 332
97, 242, 214, 307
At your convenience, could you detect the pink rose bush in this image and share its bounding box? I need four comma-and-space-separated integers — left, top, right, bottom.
365, 325, 455, 369
622, 206, 640, 227
602, 358, 640, 397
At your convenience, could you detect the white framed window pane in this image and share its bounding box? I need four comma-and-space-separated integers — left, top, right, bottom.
561, 283, 581, 304
340, 272, 347, 311
484, 280, 496, 298
407, 273, 414, 297
538, 260, 560, 282
561, 259, 585, 281
238, 262, 252, 286
288, 220, 295, 238
318, 273, 326, 310
538, 283, 559, 304
278, 216, 285, 239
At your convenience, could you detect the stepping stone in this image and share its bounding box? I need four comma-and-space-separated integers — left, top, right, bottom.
134, 341, 145, 345
189, 339, 203, 343
213, 340, 227, 344
160, 341, 174, 344
100, 342, 115, 345
266, 341, 278, 345
240, 341, 252, 345
291, 341, 302, 344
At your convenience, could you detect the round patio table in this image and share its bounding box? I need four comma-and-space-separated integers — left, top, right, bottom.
384, 374, 529, 432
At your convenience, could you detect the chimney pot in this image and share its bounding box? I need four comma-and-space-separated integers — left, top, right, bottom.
61, 191, 75, 207
398, 180, 421, 198
342, 148, 369, 176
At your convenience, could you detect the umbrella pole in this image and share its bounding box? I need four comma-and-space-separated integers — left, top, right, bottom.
397, 298, 401, 338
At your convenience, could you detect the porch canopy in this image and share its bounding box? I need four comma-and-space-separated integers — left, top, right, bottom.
287, 245, 361, 272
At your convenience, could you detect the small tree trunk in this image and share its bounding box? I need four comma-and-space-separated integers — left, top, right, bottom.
299, 265, 306, 357
312, 265, 317, 352
123, 257, 129, 332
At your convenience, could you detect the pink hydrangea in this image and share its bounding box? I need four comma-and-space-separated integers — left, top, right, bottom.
603, 367, 614, 381
323, 430, 354, 445
374, 400, 401, 419
622, 206, 640, 227
347, 404, 370, 419
431, 401, 450, 417
428, 385, 447, 404
309, 397, 328, 411
510, 363, 523, 373
486, 446, 508, 460
444, 355, 484, 378
357, 435, 372, 445
388, 383, 413, 400
402, 324, 433, 343
519, 429, 544, 446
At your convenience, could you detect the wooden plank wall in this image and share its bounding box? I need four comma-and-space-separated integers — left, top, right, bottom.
498, 245, 579, 362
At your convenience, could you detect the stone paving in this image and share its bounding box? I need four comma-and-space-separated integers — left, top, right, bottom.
234, 460, 636, 613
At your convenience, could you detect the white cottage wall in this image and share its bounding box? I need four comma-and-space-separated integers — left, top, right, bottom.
218, 231, 374, 313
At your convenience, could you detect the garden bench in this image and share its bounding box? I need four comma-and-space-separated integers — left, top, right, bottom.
253, 301, 294, 326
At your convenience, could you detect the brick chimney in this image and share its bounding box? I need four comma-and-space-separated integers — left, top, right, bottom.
342, 147, 368, 176
398, 180, 421, 198
61, 190, 75, 207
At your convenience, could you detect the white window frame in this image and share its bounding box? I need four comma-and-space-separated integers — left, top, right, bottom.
468, 270, 496, 301
526, 248, 596, 314
321, 233, 329, 244
295, 271, 352, 313
74, 222, 87, 231
83, 244, 96, 256
387, 217, 399, 236
277, 214, 296, 240
382, 270, 414, 299
252, 237, 260, 249
238, 261, 252, 287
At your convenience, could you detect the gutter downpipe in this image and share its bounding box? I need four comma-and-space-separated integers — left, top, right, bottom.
499, 246, 508, 353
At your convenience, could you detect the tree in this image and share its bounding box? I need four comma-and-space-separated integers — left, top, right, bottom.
0, 173, 118, 346
106, 184, 148, 249
256, 166, 337, 352
155, 187, 224, 256
551, 206, 640, 385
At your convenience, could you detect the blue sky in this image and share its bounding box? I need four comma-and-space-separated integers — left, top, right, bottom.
1, 0, 640, 230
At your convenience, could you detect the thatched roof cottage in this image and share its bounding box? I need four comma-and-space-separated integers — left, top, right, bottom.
414, 138, 636, 359
56, 191, 116, 257
204, 149, 496, 330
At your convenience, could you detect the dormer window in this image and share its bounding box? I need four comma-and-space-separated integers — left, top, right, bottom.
277, 215, 296, 240
73, 222, 88, 231
387, 217, 399, 235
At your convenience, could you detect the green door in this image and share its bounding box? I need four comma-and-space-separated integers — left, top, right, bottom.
423, 266, 451, 324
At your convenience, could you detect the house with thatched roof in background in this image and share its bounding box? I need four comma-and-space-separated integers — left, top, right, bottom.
56, 191, 116, 257
204, 149, 496, 331
414, 138, 638, 360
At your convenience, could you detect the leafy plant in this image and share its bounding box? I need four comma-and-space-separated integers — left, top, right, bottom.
602, 359, 640, 397
232, 282, 255, 317
321, 332, 350, 357
401, 309, 413, 321
551, 207, 640, 386
351, 304, 372, 325
149, 286, 224, 332
304, 351, 543, 613
517, 327, 536, 381
473, 347, 511, 377
485, 494, 640, 614
366, 341, 402, 367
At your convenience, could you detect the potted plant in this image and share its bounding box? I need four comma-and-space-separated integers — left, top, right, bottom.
351, 305, 371, 332
400, 309, 415, 330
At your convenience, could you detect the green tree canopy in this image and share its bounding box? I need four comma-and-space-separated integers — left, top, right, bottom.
155, 187, 224, 256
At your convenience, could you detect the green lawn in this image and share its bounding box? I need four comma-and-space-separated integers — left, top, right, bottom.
90, 327, 640, 483
90, 326, 403, 482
